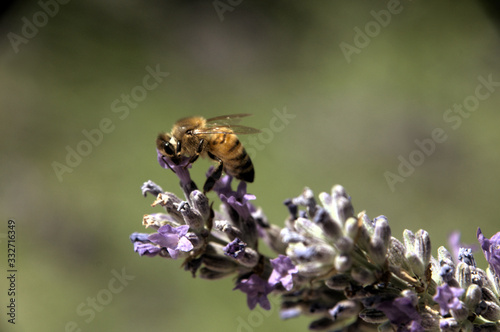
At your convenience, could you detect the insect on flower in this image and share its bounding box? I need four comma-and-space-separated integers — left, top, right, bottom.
156, 114, 260, 193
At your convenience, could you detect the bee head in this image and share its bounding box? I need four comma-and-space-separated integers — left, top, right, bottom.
156, 133, 181, 159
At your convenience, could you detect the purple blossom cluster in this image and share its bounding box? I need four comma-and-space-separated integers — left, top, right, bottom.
130, 151, 500, 331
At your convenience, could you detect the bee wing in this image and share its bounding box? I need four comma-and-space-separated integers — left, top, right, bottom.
205, 114, 252, 126
193, 125, 261, 135
197, 114, 260, 135
221, 125, 261, 134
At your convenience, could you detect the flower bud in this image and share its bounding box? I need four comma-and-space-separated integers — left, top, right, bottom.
458, 248, 476, 267
334, 196, 354, 225
319, 185, 353, 225
473, 267, 492, 290
280, 303, 303, 320
189, 190, 210, 220
141, 180, 163, 197
178, 201, 204, 230
476, 300, 500, 321
235, 246, 260, 268
283, 199, 298, 220
387, 237, 412, 272
373, 216, 391, 248
481, 287, 500, 305
437, 246, 455, 270
334, 236, 354, 254
343, 217, 359, 241
280, 228, 306, 244
358, 308, 387, 324
368, 236, 388, 266
292, 187, 317, 217
450, 301, 468, 322
406, 251, 425, 279
403, 229, 416, 253
288, 242, 336, 264
325, 274, 351, 290
297, 261, 333, 277
464, 284, 481, 310
439, 264, 456, 284
294, 217, 327, 241
456, 262, 472, 290
214, 220, 243, 240
329, 300, 361, 320
351, 266, 376, 285
313, 207, 342, 240
199, 267, 234, 280
486, 268, 500, 297
202, 254, 239, 273
335, 254, 352, 273
415, 229, 431, 270
356, 213, 374, 251
318, 190, 332, 206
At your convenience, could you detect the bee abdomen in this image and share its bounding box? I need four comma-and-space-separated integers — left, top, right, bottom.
226, 149, 254, 183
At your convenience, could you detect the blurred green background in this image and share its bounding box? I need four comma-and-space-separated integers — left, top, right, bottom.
1, 1, 500, 331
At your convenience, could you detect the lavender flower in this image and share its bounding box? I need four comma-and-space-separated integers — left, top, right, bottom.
433, 284, 464, 316
477, 228, 500, 278
133, 241, 161, 257
224, 237, 247, 259
377, 297, 423, 332
148, 224, 194, 259
130, 149, 500, 331
234, 274, 272, 310
268, 255, 298, 291
214, 175, 256, 221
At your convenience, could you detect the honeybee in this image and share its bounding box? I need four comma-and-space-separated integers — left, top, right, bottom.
156, 114, 260, 193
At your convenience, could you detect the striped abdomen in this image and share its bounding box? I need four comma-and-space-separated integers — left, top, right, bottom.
209, 133, 254, 182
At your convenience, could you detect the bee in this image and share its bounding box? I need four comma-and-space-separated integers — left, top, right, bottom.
156, 114, 260, 193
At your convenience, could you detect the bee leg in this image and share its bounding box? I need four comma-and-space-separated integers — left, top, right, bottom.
184, 139, 205, 168
204, 151, 223, 193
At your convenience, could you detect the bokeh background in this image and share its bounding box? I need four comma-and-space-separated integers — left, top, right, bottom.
1, 1, 500, 331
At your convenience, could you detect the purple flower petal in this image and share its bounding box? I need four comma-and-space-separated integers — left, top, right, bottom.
433, 284, 464, 316
234, 274, 272, 310
477, 228, 500, 277
133, 242, 161, 257
176, 236, 194, 252
268, 255, 298, 291
377, 297, 422, 331
148, 224, 193, 260
214, 176, 256, 220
